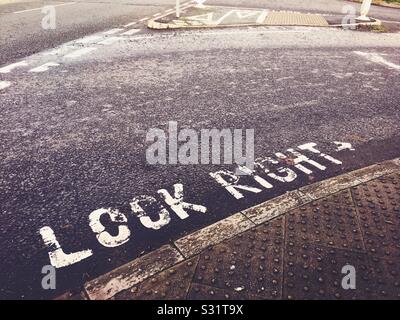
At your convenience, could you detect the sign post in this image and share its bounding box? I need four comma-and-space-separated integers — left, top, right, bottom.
357, 0, 372, 21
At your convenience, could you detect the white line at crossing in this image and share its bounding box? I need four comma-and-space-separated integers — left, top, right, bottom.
256, 10, 268, 24
29, 62, 60, 73
98, 37, 122, 45
13, 2, 76, 14
123, 21, 138, 28
0, 61, 29, 74
0, 81, 11, 90
63, 47, 97, 59
76, 35, 103, 44
354, 51, 400, 71
103, 28, 124, 35
121, 29, 141, 36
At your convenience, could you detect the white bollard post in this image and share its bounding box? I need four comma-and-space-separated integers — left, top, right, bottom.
357, 0, 372, 21
176, 0, 180, 18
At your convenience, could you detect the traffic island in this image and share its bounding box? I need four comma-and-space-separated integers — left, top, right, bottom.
60, 158, 400, 300
147, 5, 381, 30
148, 5, 330, 29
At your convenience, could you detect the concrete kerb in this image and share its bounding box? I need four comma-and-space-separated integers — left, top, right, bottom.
84, 245, 185, 300
59, 158, 399, 300
148, 19, 382, 30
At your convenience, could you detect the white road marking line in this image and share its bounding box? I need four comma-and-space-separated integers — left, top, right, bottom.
76, 35, 103, 44
123, 21, 137, 27
64, 47, 97, 59
215, 10, 235, 25
256, 10, 268, 24
0, 81, 11, 90
121, 28, 141, 36
150, 1, 195, 20
13, 2, 76, 14
103, 28, 124, 35
235, 11, 259, 19
42, 45, 75, 56
98, 37, 122, 45
128, 35, 153, 41
29, 62, 60, 73
147, 3, 194, 22
0, 61, 28, 74
354, 51, 400, 71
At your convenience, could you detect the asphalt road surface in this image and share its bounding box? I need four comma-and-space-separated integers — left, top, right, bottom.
0, 1, 400, 299
0, 0, 182, 65
1, 0, 400, 65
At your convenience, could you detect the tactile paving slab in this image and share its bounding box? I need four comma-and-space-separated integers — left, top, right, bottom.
368, 255, 400, 299
283, 243, 376, 300
188, 283, 252, 300
265, 11, 329, 26
351, 172, 400, 299
351, 173, 400, 261
191, 217, 285, 299
286, 189, 365, 251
